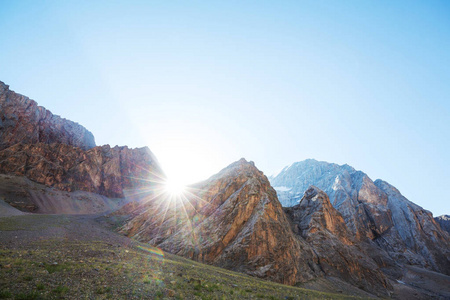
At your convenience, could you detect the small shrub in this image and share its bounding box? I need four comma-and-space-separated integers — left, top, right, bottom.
0, 290, 12, 299
45, 264, 63, 274
52, 285, 68, 294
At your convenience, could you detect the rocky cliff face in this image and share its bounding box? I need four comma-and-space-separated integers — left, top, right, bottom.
119, 159, 393, 296
270, 159, 450, 276
0, 81, 95, 150
435, 215, 450, 234
0, 143, 162, 198
119, 159, 322, 285
284, 186, 391, 296
0, 81, 163, 200
374, 180, 450, 274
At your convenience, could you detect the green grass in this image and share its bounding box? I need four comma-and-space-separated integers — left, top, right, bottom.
52, 285, 68, 294
0, 214, 366, 300
0, 290, 12, 299
44, 262, 72, 274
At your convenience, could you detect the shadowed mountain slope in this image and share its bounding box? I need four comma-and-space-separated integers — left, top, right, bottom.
284, 186, 391, 296
270, 159, 450, 276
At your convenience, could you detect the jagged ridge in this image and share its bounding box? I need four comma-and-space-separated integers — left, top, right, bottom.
270, 159, 450, 276
0, 81, 95, 150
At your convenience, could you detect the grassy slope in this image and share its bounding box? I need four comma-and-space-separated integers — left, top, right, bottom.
0, 214, 365, 300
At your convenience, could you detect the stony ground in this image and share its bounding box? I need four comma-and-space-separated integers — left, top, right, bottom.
0, 214, 364, 300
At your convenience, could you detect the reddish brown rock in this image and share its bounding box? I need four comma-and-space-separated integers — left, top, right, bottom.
0, 143, 163, 198
284, 186, 391, 296
119, 159, 391, 296
119, 159, 322, 285
0, 81, 95, 150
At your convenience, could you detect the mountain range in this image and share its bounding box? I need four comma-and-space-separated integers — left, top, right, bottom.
0, 81, 448, 299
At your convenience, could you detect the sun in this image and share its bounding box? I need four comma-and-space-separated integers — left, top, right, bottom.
163, 178, 186, 197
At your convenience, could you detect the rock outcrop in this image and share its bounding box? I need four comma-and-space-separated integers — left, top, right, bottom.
0, 81, 164, 200
435, 215, 450, 234
284, 186, 391, 296
0, 142, 162, 198
0, 81, 95, 150
270, 159, 450, 276
119, 159, 322, 285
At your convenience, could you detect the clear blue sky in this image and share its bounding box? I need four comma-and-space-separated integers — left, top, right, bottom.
1, 1, 449, 216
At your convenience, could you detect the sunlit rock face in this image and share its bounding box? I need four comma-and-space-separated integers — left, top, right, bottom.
0, 81, 95, 150
270, 159, 450, 275
119, 159, 324, 285
119, 159, 394, 296
435, 215, 450, 234
0, 81, 163, 199
284, 186, 391, 296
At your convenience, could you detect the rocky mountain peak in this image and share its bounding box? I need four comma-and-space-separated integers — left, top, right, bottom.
0, 81, 96, 150
119, 159, 322, 285
284, 185, 391, 296
289, 185, 353, 243
435, 215, 450, 234
271, 159, 450, 276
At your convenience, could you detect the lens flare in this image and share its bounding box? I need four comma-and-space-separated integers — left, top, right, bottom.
163, 178, 186, 197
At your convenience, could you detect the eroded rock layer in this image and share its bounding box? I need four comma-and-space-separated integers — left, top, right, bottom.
0, 143, 162, 198
0, 81, 95, 150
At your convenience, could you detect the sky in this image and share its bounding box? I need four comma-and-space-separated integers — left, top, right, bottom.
1, 1, 449, 216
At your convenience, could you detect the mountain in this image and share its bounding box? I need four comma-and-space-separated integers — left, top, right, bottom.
270, 159, 450, 276
284, 185, 391, 296
119, 159, 321, 285
0, 81, 163, 204
118, 159, 392, 296
1, 81, 448, 297
0, 81, 95, 150
0, 142, 161, 198
435, 215, 450, 234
